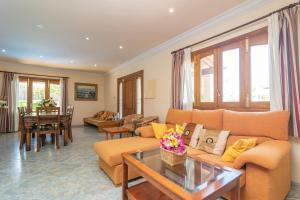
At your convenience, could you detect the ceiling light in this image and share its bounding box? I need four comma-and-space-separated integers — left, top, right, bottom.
85, 37, 90, 41
39, 55, 43, 58
1, 49, 6, 53
93, 64, 98, 67
36, 24, 44, 29
70, 60, 74, 64
119, 45, 123, 49
169, 8, 174, 13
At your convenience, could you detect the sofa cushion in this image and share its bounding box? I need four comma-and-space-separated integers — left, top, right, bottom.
165, 109, 192, 125
138, 126, 155, 138
225, 135, 271, 149
196, 129, 230, 156
192, 109, 223, 130
186, 146, 207, 156
93, 137, 160, 167
221, 138, 257, 162
223, 110, 290, 140
84, 117, 103, 126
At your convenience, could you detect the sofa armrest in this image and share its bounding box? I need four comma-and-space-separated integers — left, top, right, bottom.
136, 125, 155, 138
233, 140, 291, 170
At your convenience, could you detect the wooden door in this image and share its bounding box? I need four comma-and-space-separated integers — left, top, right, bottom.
122, 77, 136, 116
117, 70, 144, 117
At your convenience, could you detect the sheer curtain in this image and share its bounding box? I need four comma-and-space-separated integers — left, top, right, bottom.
182, 48, 194, 110
13, 74, 20, 132
269, 6, 300, 138
60, 78, 68, 113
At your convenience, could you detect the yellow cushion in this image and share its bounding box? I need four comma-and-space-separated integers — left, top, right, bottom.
152, 123, 167, 139
221, 138, 257, 162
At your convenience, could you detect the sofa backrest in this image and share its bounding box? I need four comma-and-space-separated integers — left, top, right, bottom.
192, 109, 223, 130
165, 108, 290, 141
166, 109, 192, 125
223, 110, 290, 140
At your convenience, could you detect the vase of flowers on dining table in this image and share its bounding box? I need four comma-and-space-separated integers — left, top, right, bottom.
39, 97, 57, 108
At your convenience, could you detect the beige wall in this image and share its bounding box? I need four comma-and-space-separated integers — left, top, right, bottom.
0, 61, 105, 125
104, 0, 300, 183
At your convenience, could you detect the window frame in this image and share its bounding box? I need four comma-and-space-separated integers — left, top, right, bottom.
193, 27, 269, 111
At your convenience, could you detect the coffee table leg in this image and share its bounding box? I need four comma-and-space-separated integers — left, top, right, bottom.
122, 159, 128, 200
230, 179, 240, 200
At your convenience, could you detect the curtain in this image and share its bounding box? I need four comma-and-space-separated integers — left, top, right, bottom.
60, 77, 68, 113
13, 74, 20, 132
269, 6, 300, 137
0, 72, 15, 133
182, 48, 194, 110
171, 50, 184, 109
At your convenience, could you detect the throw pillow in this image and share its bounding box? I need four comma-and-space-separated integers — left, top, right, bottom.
181, 123, 197, 145
221, 138, 257, 162
152, 123, 167, 139
188, 124, 204, 148
196, 129, 230, 155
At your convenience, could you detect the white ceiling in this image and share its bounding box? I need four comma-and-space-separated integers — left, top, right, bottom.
0, 0, 246, 72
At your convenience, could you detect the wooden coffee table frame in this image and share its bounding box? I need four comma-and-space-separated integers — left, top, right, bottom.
103, 127, 130, 140
122, 152, 241, 200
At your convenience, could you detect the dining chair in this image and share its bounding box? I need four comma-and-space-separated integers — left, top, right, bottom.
18, 107, 27, 149
36, 107, 61, 152
60, 105, 74, 143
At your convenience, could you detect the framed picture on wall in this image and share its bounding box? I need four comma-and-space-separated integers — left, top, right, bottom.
74, 83, 98, 101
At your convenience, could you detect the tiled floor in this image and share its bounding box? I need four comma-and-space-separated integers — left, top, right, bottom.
0, 126, 121, 200
0, 126, 299, 200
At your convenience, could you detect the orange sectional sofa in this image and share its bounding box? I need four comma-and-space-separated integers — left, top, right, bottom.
93, 109, 291, 200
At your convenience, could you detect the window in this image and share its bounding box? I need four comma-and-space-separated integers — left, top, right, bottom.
200, 54, 214, 102
221, 48, 240, 102
18, 80, 28, 107
193, 28, 269, 111
18, 77, 61, 111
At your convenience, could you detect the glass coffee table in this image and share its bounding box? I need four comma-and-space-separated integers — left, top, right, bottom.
122, 148, 241, 200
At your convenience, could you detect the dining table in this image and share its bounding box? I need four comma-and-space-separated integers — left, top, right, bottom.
22, 112, 71, 151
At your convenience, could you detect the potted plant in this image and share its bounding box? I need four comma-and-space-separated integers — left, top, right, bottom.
160, 131, 187, 166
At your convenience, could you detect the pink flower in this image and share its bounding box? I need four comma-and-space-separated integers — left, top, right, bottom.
160, 131, 186, 154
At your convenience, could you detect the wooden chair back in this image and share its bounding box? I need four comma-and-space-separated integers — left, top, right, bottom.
17, 107, 27, 131
36, 107, 61, 132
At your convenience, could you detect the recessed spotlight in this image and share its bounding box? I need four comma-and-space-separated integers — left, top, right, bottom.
36, 24, 44, 29
119, 45, 123, 49
93, 64, 98, 67
85, 37, 90, 41
70, 60, 74, 64
169, 8, 174, 13
39, 55, 43, 58
1, 49, 6, 53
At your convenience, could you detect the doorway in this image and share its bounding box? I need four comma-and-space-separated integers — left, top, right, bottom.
117, 70, 143, 117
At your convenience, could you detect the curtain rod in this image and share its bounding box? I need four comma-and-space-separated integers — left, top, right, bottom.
171, 1, 300, 54
0, 70, 69, 79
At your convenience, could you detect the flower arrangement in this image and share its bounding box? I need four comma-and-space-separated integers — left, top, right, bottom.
40, 97, 57, 108
160, 131, 186, 155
